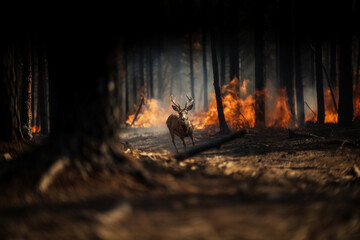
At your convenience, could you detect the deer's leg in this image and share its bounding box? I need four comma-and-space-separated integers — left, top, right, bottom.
170, 132, 178, 152
181, 137, 186, 151
191, 134, 195, 146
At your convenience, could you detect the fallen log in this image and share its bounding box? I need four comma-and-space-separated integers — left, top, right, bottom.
174, 129, 247, 161
288, 129, 325, 139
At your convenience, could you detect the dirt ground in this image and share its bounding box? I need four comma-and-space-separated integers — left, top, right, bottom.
1, 125, 360, 240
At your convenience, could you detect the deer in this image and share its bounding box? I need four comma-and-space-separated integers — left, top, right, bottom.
166, 95, 195, 152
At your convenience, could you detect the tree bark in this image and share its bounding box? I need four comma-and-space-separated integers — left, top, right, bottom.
0, 42, 24, 141
202, 27, 208, 111
21, 40, 33, 140
157, 38, 163, 100
189, 31, 195, 109
315, 40, 325, 124
294, 40, 305, 126
278, 0, 295, 119
39, 45, 50, 134
124, 43, 129, 114
210, 31, 230, 134
330, 34, 337, 88
254, 7, 266, 128
147, 46, 154, 99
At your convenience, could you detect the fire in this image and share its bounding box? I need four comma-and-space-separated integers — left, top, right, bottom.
192, 78, 255, 130
354, 82, 360, 120
126, 99, 171, 128
31, 125, 41, 133
267, 88, 291, 128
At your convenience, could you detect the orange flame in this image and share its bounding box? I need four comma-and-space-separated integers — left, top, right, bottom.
193, 78, 256, 130
126, 99, 171, 128
31, 125, 41, 133
267, 88, 291, 128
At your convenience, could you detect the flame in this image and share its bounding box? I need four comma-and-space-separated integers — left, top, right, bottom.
267, 88, 291, 128
126, 99, 171, 128
354, 81, 360, 120
192, 78, 256, 130
31, 125, 41, 133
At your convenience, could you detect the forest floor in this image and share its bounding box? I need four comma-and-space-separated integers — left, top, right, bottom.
1, 124, 360, 239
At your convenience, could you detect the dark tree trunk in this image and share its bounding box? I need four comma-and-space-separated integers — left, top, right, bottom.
32, 41, 40, 131
147, 47, 154, 99
210, 31, 230, 134
338, 1, 353, 126
202, 27, 208, 111
139, 44, 145, 92
39, 45, 50, 135
278, 0, 295, 119
229, 33, 239, 82
294, 40, 305, 126
157, 38, 163, 100
315, 40, 325, 124
21, 40, 33, 140
220, 34, 226, 87
254, 7, 266, 128
124, 44, 129, 114
0, 42, 23, 141
330, 35, 337, 88
132, 46, 137, 105
189, 31, 195, 109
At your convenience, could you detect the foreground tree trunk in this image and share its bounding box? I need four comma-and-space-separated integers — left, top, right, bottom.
210, 31, 230, 134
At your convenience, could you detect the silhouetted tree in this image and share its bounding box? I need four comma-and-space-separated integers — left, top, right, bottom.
202, 27, 208, 110
315, 40, 325, 124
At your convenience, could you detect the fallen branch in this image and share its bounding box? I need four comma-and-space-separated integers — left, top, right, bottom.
288, 129, 325, 139
305, 101, 316, 118
174, 129, 247, 161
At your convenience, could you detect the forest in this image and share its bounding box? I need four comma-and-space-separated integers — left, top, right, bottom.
1, 0, 360, 239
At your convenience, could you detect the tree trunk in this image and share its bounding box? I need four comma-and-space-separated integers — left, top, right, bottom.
338, 1, 353, 126
254, 7, 266, 128
202, 27, 208, 111
132, 46, 137, 106
157, 38, 163, 100
189, 31, 195, 109
32, 41, 40, 130
278, 0, 295, 119
39, 45, 50, 135
147, 46, 154, 99
229, 33, 239, 82
220, 34, 226, 87
21, 40, 33, 140
124, 44, 129, 114
315, 40, 325, 124
330, 34, 337, 88
210, 31, 230, 134
294, 40, 305, 126
0, 42, 24, 141
139, 44, 145, 94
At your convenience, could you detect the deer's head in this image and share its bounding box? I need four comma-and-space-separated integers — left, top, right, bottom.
170, 95, 194, 124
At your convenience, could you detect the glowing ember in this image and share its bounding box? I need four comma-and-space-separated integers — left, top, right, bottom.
354, 82, 360, 120
126, 99, 171, 128
192, 78, 255, 130
31, 125, 41, 133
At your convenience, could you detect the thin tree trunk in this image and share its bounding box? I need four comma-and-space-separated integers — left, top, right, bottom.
147, 46, 154, 99
220, 34, 226, 86
157, 38, 163, 100
124, 44, 129, 114
21, 40, 33, 140
330, 35, 337, 88
189, 31, 195, 109
315, 40, 325, 124
32, 41, 40, 130
295, 40, 305, 126
210, 31, 230, 134
229, 33, 239, 82
40, 45, 50, 134
254, 7, 266, 128
202, 27, 208, 111
132, 46, 137, 106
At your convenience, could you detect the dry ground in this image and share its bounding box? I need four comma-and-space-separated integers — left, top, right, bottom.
1, 125, 360, 239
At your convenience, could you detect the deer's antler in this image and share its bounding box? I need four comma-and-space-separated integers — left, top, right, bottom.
186, 95, 194, 110
170, 95, 180, 111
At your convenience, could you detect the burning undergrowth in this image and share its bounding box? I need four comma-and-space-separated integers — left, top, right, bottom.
125, 79, 360, 130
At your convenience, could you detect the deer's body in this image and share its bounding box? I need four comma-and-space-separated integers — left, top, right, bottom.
167, 96, 195, 152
